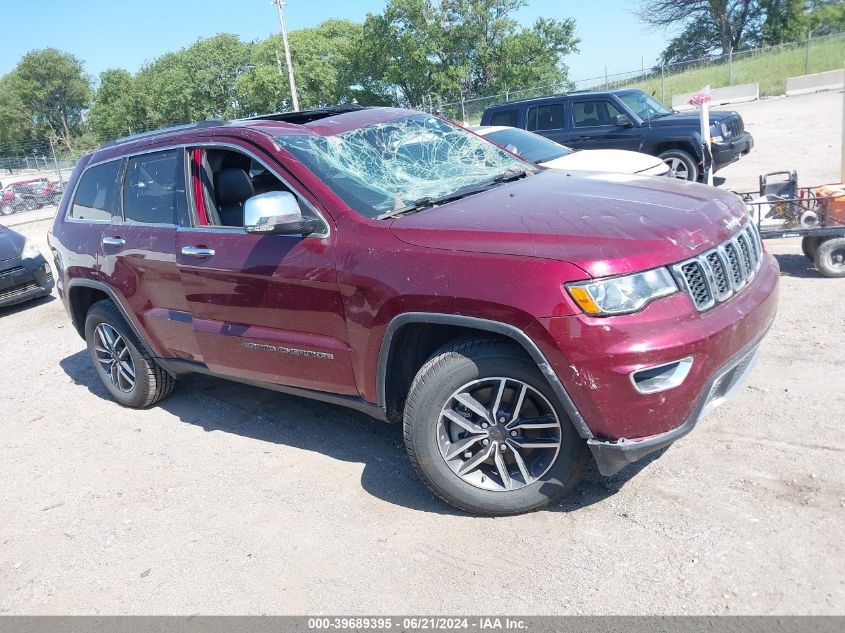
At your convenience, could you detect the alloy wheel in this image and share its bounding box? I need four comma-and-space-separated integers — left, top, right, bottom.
93, 323, 136, 392
436, 377, 562, 492
664, 157, 689, 180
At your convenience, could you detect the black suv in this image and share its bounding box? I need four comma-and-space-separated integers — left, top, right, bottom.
481, 88, 754, 182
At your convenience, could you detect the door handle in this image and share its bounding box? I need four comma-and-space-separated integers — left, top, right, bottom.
102, 236, 125, 247
181, 246, 215, 259
572, 135, 590, 142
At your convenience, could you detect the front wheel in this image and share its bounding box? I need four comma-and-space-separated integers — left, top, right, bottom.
0, 204, 13, 216
659, 149, 699, 182
403, 337, 589, 515
814, 237, 845, 278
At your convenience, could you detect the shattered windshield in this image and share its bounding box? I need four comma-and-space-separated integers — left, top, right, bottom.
275, 114, 537, 219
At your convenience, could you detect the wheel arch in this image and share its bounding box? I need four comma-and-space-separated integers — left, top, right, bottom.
653, 140, 700, 160
66, 279, 146, 345
376, 312, 593, 438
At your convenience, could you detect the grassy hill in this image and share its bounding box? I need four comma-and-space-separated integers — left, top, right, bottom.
454, 33, 844, 123
614, 33, 845, 104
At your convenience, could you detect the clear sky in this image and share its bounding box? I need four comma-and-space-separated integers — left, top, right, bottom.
0, 0, 672, 87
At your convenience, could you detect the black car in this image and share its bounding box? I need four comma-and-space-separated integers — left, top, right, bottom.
0, 225, 54, 308
481, 88, 754, 182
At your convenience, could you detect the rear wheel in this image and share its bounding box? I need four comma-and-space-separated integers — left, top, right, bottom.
813, 237, 845, 278
22, 197, 38, 211
84, 300, 176, 408
403, 337, 589, 515
659, 149, 699, 182
801, 236, 822, 261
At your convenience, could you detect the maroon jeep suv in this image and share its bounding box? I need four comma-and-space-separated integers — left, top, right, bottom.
48, 106, 779, 515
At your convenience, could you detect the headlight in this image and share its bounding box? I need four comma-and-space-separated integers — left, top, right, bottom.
566, 268, 678, 316
21, 239, 42, 260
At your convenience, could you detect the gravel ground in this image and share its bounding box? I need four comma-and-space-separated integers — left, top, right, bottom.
714, 89, 843, 192
0, 92, 843, 615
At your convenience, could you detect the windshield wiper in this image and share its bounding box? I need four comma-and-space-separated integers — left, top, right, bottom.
376, 191, 471, 220
492, 168, 532, 183
376, 169, 534, 220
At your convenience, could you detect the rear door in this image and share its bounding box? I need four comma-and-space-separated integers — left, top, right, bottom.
175, 141, 357, 396
567, 98, 641, 151
98, 148, 201, 361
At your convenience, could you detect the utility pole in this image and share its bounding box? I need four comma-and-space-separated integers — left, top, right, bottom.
271, 0, 299, 111
48, 138, 63, 186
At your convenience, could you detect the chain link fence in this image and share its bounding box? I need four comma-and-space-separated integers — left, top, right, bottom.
0, 138, 85, 191
432, 31, 845, 123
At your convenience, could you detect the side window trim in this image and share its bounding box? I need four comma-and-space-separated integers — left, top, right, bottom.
526, 103, 565, 132
64, 157, 125, 224
571, 99, 622, 129
120, 148, 187, 227
184, 141, 330, 238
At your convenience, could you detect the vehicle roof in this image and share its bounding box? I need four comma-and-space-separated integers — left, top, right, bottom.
86, 105, 420, 165
484, 88, 642, 110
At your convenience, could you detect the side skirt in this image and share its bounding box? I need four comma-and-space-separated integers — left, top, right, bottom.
156, 358, 389, 422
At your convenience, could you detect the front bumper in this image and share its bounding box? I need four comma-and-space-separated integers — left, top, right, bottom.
713, 133, 754, 171
0, 255, 54, 308
527, 251, 779, 473
587, 330, 763, 475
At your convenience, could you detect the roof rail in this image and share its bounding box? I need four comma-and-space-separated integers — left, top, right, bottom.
243, 105, 370, 125
98, 119, 228, 150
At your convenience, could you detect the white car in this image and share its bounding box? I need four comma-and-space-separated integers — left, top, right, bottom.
472, 126, 670, 177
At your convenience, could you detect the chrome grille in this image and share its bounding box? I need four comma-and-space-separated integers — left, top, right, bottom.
723, 242, 743, 287
725, 117, 744, 137
673, 223, 763, 311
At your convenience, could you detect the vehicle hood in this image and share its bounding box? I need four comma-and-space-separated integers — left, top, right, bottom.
0, 226, 25, 262
647, 110, 738, 127
542, 149, 666, 175
389, 169, 749, 278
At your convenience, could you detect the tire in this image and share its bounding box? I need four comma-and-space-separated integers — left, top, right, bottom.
84, 300, 176, 408
0, 204, 13, 216
813, 237, 845, 278
801, 236, 822, 262
659, 149, 699, 182
403, 336, 590, 516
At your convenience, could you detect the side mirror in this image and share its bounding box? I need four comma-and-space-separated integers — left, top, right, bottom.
244, 191, 323, 236
615, 114, 634, 128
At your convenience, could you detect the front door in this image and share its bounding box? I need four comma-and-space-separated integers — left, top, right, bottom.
175, 143, 357, 396
567, 98, 640, 151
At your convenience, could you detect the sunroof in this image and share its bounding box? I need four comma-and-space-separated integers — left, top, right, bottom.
244, 105, 370, 125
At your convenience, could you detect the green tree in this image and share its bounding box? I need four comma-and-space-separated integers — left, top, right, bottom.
360, 0, 578, 106
759, 0, 807, 45
640, 1, 759, 63
806, 0, 845, 36
0, 49, 92, 150
133, 34, 253, 129
239, 19, 385, 114
0, 73, 34, 147
89, 69, 145, 141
